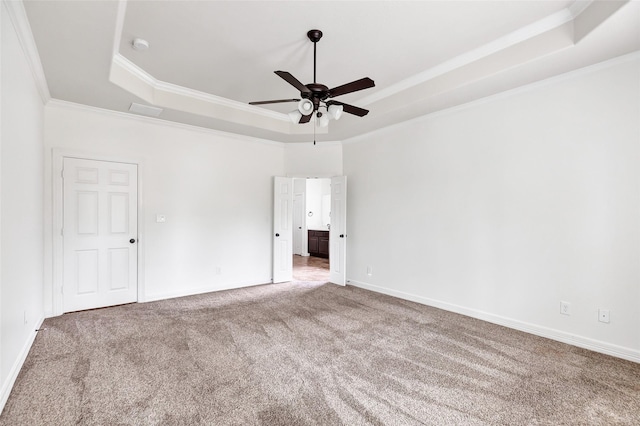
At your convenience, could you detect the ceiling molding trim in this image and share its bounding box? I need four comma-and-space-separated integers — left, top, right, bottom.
111, 54, 289, 122
111, 0, 127, 58
2, 0, 51, 103
573, 0, 629, 44
357, 6, 577, 108
110, 54, 328, 136
345, 50, 640, 145
111, 53, 156, 86
284, 140, 343, 147
154, 79, 289, 121
568, 0, 594, 18
46, 99, 285, 148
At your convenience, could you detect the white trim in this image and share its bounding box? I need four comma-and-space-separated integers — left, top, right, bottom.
111, 54, 289, 122
0, 316, 45, 412
111, 0, 127, 58
2, 0, 50, 104
286, 140, 343, 147
356, 6, 577, 107
347, 279, 640, 363
52, 150, 146, 316
143, 278, 272, 303
344, 50, 640, 145
46, 99, 285, 148
568, 0, 593, 18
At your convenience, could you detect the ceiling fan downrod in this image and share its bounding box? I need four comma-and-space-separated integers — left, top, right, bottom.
307, 29, 322, 84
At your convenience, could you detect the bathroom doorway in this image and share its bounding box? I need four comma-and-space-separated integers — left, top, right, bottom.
292, 178, 331, 282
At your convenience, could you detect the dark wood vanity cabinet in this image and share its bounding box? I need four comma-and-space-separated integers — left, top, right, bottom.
308, 230, 329, 258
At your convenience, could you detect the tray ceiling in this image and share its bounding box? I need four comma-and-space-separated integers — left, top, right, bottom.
22, 0, 640, 142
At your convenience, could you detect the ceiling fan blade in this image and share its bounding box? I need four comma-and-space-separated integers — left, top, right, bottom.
275, 71, 311, 94
249, 99, 300, 105
328, 77, 375, 98
299, 113, 312, 124
327, 101, 369, 117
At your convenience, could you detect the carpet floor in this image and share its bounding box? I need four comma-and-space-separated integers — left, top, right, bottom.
1, 281, 639, 425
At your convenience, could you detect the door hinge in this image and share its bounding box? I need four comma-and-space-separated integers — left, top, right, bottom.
61, 169, 64, 179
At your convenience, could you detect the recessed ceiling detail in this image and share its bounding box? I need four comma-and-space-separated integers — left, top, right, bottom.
21, 0, 640, 142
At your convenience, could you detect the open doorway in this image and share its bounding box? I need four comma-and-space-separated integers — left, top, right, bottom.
293, 255, 329, 281
292, 178, 331, 282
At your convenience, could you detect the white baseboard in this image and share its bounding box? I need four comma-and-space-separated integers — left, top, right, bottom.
0, 316, 45, 413
143, 278, 272, 303
347, 279, 640, 363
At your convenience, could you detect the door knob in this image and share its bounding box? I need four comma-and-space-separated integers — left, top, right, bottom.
129, 238, 136, 244
275, 233, 280, 237
339, 234, 344, 238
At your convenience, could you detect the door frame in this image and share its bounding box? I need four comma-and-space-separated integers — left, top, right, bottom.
52, 149, 146, 316
281, 174, 346, 284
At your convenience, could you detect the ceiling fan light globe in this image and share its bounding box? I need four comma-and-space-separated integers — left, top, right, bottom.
298, 99, 314, 115
319, 114, 330, 127
328, 104, 343, 120
288, 110, 302, 123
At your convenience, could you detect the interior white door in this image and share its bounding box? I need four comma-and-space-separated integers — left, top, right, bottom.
273, 177, 293, 283
63, 158, 138, 312
293, 193, 304, 256
329, 176, 347, 285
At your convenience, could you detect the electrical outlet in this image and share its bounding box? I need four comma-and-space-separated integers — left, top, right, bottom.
598, 309, 610, 323
560, 301, 571, 316
156, 214, 166, 223
366, 266, 373, 276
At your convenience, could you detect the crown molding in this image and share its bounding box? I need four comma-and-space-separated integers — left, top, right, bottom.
111, 54, 289, 122
345, 50, 640, 145
568, 0, 594, 18
46, 99, 286, 147
2, 0, 51, 104
356, 6, 578, 108
112, 0, 127, 58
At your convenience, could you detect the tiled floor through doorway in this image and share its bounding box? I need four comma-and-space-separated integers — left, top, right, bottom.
292, 255, 330, 282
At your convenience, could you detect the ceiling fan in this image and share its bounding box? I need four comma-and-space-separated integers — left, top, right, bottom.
249, 29, 375, 126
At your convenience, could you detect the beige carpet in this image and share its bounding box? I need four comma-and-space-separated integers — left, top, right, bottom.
1, 281, 639, 425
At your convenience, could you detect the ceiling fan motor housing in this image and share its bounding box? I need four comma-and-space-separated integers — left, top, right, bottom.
301, 83, 330, 112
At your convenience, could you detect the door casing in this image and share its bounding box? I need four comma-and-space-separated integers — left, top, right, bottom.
52, 149, 145, 316
274, 175, 346, 285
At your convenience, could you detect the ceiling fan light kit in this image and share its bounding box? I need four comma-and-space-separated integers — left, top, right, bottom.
327, 104, 343, 120
297, 99, 314, 115
249, 29, 375, 134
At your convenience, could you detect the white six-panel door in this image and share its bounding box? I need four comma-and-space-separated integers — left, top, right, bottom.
329, 176, 347, 285
63, 158, 138, 312
273, 177, 293, 283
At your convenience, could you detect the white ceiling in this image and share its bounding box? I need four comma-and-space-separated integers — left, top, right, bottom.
22, 0, 640, 143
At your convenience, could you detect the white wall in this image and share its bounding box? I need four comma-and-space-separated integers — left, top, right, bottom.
44, 103, 285, 308
343, 54, 640, 361
305, 179, 331, 230
1, 2, 45, 404
284, 142, 343, 178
